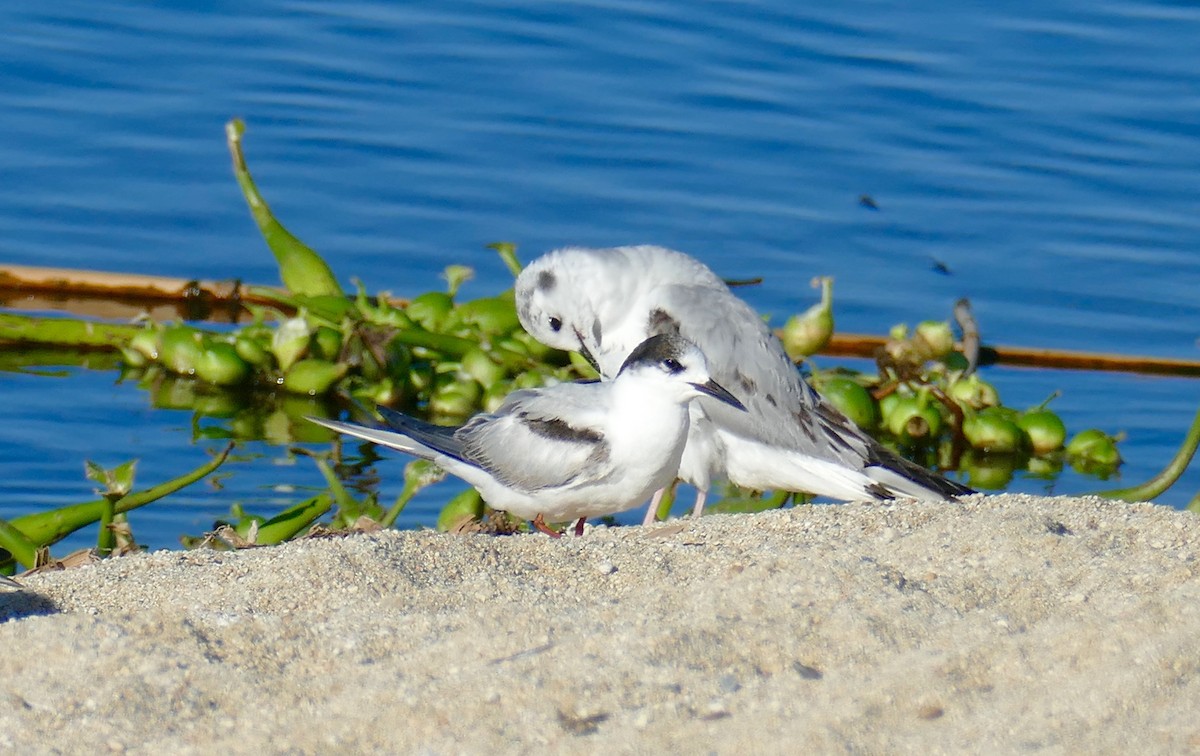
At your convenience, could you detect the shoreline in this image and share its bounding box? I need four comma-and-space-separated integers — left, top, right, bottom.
2, 493, 1198, 753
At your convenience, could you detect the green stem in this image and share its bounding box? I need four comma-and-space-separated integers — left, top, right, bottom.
380, 478, 425, 529
2, 444, 233, 561
389, 328, 481, 358
97, 496, 116, 557
380, 490, 414, 529
0, 518, 39, 570
488, 242, 523, 277
310, 456, 360, 516
253, 493, 333, 545
0, 312, 145, 350
242, 286, 355, 324
1096, 409, 1200, 501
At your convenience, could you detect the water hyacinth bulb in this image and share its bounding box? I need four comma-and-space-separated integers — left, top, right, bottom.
194, 342, 251, 386
192, 392, 241, 419
568, 350, 600, 379
514, 369, 548, 390
510, 329, 562, 362
460, 347, 507, 388
877, 390, 904, 424
963, 408, 1026, 454
913, 320, 955, 361
1026, 455, 1063, 480
159, 325, 206, 376
817, 377, 879, 430
436, 489, 484, 532
964, 450, 1017, 490
452, 295, 522, 336
482, 379, 513, 413
949, 374, 1000, 410
282, 359, 347, 396
1066, 429, 1122, 467
272, 317, 311, 372
123, 328, 160, 367
152, 374, 199, 410
430, 379, 482, 417
311, 326, 343, 362
235, 334, 273, 367
781, 276, 834, 361
352, 377, 402, 406
1018, 409, 1067, 455
408, 363, 435, 394
884, 394, 942, 441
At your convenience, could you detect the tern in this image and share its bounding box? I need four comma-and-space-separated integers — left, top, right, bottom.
515, 244, 972, 524
309, 333, 746, 536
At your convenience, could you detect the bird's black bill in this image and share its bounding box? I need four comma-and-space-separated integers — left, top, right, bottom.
575, 330, 603, 374
691, 379, 747, 411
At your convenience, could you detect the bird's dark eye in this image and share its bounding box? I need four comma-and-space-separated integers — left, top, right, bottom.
549, 317, 563, 333
663, 358, 683, 373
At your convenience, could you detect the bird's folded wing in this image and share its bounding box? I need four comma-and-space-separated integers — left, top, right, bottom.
650, 286, 841, 447
456, 390, 612, 492
654, 286, 970, 496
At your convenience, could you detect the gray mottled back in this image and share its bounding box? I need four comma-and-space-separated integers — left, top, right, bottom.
516, 245, 971, 500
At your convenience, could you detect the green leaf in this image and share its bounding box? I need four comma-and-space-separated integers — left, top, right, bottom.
442, 265, 474, 297
225, 118, 344, 298
84, 459, 137, 498
1, 444, 234, 568
488, 242, 523, 277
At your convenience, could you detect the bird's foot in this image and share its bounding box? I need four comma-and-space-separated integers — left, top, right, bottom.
532, 513, 563, 538
572, 517, 587, 537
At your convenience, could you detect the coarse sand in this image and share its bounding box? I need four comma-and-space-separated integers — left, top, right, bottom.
2, 493, 1199, 754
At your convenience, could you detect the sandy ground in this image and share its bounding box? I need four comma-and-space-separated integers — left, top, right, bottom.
1, 493, 1199, 754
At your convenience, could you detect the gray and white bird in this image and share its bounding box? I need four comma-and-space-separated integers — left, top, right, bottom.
308, 333, 746, 536
515, 245, 971, 523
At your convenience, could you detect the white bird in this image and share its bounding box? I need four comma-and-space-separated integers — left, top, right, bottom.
308, 333, 746, 536
515, 244, 972, 524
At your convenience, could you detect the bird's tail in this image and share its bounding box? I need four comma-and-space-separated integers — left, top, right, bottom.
864, 444, 974, 501
305, 415, 429, 455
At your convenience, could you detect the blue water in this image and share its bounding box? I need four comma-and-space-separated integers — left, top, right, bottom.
2, 1, 1198, 551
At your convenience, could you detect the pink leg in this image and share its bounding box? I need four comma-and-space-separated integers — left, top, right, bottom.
532, 513, 562, 538
642, 488, 666, 526
690, 489, 708, 519
573, 517, 586, 537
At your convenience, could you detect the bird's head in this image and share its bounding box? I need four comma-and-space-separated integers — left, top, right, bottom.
515, 250, 606, 372
616, 334, 745, 411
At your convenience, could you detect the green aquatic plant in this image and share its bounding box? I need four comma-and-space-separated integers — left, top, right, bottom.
0, 445, 232, 571
7, 116, 1200, 549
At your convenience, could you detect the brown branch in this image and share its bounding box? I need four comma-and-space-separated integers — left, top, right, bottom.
821, 334, 1200, 378
3, 263, 1199, 378
0, 264, 269, 322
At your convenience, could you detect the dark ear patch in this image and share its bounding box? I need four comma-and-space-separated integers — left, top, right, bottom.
536, 270, 556, 292
647, 308, 681, 337
620, 333, 682, 373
